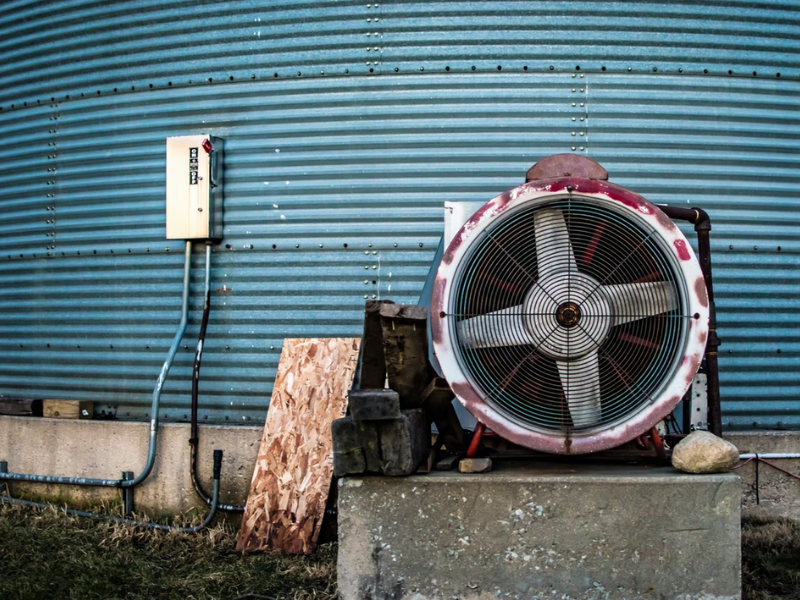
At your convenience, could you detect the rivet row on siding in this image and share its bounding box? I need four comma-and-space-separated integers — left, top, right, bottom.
1, 64, 797, 112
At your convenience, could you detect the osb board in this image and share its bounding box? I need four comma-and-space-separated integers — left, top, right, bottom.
237, 338, 360, 554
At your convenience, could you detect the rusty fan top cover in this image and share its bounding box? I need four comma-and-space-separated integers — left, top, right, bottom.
431, 177, 709, 455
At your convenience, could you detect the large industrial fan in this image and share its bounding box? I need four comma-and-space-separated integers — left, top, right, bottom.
431, 155, 711, 454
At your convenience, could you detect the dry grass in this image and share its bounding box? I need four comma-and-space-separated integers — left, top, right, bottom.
2, 500, 799, 600
743, 516, 800, 600
0, 501, 337, 600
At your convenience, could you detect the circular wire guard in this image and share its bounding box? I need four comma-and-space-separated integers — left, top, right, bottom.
450, 196, 689, 433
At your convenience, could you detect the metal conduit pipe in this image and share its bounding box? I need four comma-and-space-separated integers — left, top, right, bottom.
0, 451, 222, 533
740, 453, 800, 460
0, 241, 194, 488
190, 243, 245, 512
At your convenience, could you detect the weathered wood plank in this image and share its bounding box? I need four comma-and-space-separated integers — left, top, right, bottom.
358, 300, 393, 389
0, 398, 43, 417
43, 400, 92, 419
379, 304, 431, 409
237, 338, 360, 554
422, 377, 466, 450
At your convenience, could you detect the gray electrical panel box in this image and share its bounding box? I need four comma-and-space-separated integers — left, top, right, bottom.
165, 134, 223, 240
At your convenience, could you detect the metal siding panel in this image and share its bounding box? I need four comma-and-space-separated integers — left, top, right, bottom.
0, 2, 798, 429
586, 74, 800, 429
381, 1, 800, 75
3, 2, 800, 108
0, 73, 572, 423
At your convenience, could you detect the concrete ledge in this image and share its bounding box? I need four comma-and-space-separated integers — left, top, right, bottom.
338, 462, 741, 600
0, 416, 261, 516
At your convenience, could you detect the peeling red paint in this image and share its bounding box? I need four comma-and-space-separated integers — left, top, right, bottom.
674, 239, 691, 261
694, 276, 709, 308
654, 206, 678, 232
450, 381, 482, 405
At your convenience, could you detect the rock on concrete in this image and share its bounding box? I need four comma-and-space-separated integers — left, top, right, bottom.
338, 461, 741, 600
672, 431, 740, 474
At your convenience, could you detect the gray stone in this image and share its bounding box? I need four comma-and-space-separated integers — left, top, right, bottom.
672, 431, 740, 474
435, 453, 461, 471
349, 389, 401, 421
338, 461, 741, 600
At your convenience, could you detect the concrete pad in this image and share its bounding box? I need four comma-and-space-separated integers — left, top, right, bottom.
338, 461, 741, 600
0, 415, 261, 517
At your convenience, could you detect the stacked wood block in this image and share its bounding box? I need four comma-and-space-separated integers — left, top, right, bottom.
332, 301, 465, 477
333, 390, 429, 477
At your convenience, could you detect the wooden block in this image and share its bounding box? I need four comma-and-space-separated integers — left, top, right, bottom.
237, 338, 360, 554
423, 377, 466, 449
458, 457, 492, 473
380, 303, 432, 409
359, 300, 394, 389
378, 409, 430, 476
0, 398, 43, 417
348, 389, 401, 421
43, 400, 92, 419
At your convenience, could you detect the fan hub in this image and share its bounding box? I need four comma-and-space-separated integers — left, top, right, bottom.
523, 271, 612, 360
556, 302, 581, 328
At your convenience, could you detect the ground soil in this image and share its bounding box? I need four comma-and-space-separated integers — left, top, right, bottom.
0, 502, 797, 599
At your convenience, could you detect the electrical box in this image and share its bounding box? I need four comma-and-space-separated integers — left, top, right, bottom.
165, 135, 223, 240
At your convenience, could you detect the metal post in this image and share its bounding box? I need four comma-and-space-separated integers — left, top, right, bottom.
121, 471, 134, 516
0, 461, 8, 495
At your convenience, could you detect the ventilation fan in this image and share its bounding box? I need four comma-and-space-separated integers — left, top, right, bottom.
431, 155, 710, 454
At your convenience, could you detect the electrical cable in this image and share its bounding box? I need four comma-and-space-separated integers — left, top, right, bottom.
189, 243, 245, 512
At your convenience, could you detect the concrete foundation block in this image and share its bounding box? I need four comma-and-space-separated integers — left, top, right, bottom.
0, 415, 261, 518
338, 461, 741, 600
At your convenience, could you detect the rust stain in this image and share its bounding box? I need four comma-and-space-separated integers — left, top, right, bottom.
694, 276, 709, 307
653, 206, 678, 231
430, 277, 447, 344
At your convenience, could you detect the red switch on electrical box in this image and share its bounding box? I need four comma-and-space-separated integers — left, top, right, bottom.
202, 138, 213, 153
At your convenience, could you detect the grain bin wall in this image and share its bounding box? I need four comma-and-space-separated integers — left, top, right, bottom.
0, 1, 798, 429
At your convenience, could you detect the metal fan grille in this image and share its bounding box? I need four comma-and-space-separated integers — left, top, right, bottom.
450, 196, 689, 433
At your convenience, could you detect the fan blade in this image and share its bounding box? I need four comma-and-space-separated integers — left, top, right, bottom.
603, 281, 678, 326
457, 305, 535, 348
535, 208, 576, 278
556, 352, 601, 428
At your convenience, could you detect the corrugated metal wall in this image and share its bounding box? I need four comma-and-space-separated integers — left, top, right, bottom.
0, 1, 798, 429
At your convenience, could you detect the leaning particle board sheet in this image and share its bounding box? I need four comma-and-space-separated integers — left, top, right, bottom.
237, 338, 360, 554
